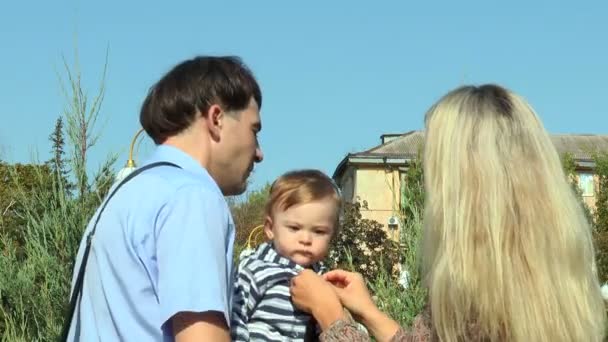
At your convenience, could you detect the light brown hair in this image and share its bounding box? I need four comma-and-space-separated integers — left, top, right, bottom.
265, 169, 341, 218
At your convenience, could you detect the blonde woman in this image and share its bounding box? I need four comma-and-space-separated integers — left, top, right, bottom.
290, 84, 607, 341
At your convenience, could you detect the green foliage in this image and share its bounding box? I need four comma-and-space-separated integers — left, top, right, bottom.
46, 116, 73, 195
60, 49, 108, 199
0, 173, 100, 341
368, 252, 427, 329
0, 162, 55, 255
592, 152, 608, 284
228, 183, 271, 250
594, 152, 608, 234
0, 49, 113, 341
330, 155, 427, 329
562, 153, 595, 224
328, 201, 402, 283
562, 152, 608, 284
399, 155, 424, 282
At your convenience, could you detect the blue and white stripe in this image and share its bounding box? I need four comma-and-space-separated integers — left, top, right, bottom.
231, 242, 324, 341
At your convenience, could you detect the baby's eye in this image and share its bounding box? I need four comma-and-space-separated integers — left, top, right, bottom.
314, 230, 327, 235
287, 226, 299, 231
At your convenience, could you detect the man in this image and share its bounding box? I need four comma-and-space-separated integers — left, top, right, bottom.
66, 56, 264, 341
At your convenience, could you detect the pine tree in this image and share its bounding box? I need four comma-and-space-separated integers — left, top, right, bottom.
47, 117, 72, 194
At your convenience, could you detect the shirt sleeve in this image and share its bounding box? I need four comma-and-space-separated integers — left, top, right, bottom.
155, 184, 231, 332
319, 319, 371, 342
319, 315, 427, 342
230, 264, 262, 341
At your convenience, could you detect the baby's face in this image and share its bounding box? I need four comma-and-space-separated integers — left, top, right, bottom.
265, 197, 337, 267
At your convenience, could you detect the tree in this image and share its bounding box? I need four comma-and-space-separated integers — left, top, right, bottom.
561, 153, 594, 225
60, 49, 108, 199
0, 47, 115, 341
0, 162, 54, 245
562, 152, 608, 283
228, 183, 271, 249
46, 116, 73, 194
591, 152, 608, 284
593, 152, 608, 233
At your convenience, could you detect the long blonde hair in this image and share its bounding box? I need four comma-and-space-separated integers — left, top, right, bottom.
422, 84, 606, 341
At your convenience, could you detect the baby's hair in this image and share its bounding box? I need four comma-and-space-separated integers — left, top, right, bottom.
265, 169, 341, 218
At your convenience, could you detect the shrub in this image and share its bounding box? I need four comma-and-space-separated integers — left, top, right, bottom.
0, 50, 111, 341
592, 152, 608, 284
327, 201, 402, 282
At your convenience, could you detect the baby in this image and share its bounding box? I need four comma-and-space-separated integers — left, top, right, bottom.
231, 169, 341, 341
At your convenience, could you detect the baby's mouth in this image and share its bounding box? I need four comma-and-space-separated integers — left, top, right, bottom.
294, 251, 313, 258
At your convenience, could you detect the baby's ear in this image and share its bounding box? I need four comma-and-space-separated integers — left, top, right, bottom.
263, 216, 274, 240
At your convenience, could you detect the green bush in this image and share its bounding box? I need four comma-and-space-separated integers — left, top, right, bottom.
0, 51, 112, 341
594, 152, 608, 234
227, 183, 271, 249
327, 201, 402, 282
563, 152, 608, 284
327, 154, 427, 329
592, 152, 608, 284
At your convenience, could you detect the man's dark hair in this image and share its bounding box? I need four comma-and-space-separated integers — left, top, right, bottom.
140, 56, 262, 144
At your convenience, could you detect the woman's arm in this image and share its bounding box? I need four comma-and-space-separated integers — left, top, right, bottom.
320, 313, 431, 342
317, 308, 402, 342
290, 270, 405, 342
319, 319, 370, 342
321, 270, 401, 341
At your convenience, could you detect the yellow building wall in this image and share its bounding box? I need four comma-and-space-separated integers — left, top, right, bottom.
341, 165, 601, 242
353, 167, 402, 240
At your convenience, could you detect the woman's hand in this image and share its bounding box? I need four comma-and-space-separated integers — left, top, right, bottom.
322, 269, 378, 319
290, 269, 345, 329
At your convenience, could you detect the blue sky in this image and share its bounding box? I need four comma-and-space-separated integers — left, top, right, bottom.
1, 1, 607, 192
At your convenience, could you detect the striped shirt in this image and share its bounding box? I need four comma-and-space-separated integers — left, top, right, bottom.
231, 242, 325, 341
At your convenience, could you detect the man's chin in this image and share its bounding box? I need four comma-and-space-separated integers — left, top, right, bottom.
222, 182, 248, 197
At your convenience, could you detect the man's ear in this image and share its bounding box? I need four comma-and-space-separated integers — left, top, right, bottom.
264, 216, 274, 240
204, 104, 223, 141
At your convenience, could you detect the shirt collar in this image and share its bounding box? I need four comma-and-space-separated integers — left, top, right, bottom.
143, 144, 223, 196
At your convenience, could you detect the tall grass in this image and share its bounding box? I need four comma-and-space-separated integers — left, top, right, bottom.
0, 51, 113, 341
335, 158, 427, 331
369, 169, 426, 329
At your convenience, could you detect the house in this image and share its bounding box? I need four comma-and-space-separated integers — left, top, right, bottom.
333, 130, 608, 237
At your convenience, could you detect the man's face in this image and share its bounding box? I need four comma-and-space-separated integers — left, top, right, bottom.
213, 98, 263, 196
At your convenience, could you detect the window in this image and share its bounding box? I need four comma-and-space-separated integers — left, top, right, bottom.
578, 173, 595, 197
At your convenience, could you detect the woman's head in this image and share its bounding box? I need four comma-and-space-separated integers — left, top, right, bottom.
264, 169, 341, 266
422, 84, 605, 341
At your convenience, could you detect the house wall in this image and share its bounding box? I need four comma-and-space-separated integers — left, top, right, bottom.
338, 165, 601, 242
337, 166, 355, 203
353, 166, 402, 240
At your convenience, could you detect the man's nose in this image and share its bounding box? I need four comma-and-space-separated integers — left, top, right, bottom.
255, 147, 264, 163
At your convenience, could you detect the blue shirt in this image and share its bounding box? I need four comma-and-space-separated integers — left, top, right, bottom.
67, 145, 236, 341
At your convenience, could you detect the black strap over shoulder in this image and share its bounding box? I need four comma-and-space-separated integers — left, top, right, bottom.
59, 161, 181, 341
